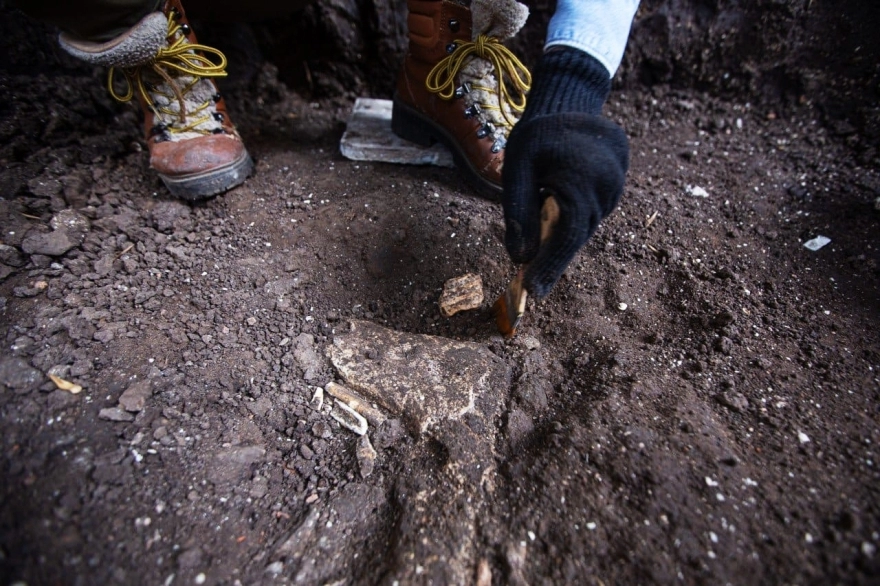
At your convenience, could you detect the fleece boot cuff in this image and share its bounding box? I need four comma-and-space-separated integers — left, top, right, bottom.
58, 11, 167, 69
471, 0, 528, 40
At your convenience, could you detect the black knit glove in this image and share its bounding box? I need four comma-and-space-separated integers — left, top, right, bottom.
503, 46, 629, 299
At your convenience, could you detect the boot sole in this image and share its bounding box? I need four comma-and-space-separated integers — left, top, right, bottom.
391, 95, 502, 201
158, 149, 254, 201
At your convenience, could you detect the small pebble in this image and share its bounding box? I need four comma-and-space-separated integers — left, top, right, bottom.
311, 421, 332, 439
520, 335, 541, 351
98, 407, 135, 422
357, 434, 377, 478
618, 302, 628, 311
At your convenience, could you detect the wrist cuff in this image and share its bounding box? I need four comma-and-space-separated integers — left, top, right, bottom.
523, 47, 611, 118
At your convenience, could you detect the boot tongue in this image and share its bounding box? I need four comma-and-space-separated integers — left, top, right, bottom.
470, 0, 529, 41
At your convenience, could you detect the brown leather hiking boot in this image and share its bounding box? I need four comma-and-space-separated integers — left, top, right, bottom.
392, 0, 531, 199
59, 0, 252, 201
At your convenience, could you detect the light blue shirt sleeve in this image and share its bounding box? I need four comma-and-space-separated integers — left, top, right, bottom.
545, 0, 640, 77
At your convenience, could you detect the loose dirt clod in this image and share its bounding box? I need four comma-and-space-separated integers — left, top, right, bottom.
117, 380, 152, 412
98, 407, 134, 422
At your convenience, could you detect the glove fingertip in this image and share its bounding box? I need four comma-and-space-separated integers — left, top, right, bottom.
525, 270, 558, 300
521, 189, 597, 299
522, 243, 574, 300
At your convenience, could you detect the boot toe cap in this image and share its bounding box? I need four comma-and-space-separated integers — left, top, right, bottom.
150, 134, 252, 200
150, 134, 247, 177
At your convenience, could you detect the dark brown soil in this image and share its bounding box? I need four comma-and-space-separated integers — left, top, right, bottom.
1, 2, 879, 585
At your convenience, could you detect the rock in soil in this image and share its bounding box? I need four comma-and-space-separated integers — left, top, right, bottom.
0, 357, 43, 394
328, 320, 512, 434
117, 380, 152, 412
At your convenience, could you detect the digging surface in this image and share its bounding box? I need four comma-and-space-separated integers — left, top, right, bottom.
1, 5, 880, 586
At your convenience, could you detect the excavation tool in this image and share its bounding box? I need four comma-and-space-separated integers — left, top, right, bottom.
492, 194, 560, 338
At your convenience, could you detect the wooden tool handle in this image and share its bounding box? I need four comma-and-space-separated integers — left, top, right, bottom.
539, 195, 560, 245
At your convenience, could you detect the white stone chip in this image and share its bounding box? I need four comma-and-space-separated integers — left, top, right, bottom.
309, 386, 324, 411
803, 236, 830, 251
265, 561, 284, 575
686, 185, 709, 197
330, 399, 368, 435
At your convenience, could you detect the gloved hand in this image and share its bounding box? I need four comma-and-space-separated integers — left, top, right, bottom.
502, 46, 629, 299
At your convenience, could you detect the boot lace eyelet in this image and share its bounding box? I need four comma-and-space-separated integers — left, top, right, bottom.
448, 19, 460, 33
425, 34, 532, 133
105, 8, 231, 139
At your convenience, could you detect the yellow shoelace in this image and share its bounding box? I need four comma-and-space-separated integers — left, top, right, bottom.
426, 35, 531, 130
107, 11, 228, 134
